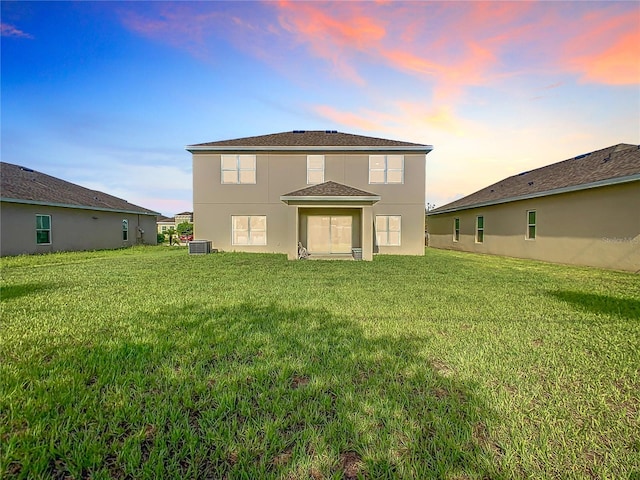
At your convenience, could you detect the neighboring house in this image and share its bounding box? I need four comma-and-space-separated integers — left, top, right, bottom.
175, 211, 193, 225
427, 144, 640, 272
186, 130, 433, 260
1, 162, 159, 256
156, 212, 193, 234
157, 215, 176, 234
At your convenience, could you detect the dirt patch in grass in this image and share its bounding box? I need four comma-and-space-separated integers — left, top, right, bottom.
338, 451, 364, 479
472, 422, 504, 459
271, 447, 293, 468
140, 424, 157, 462
6, 461, 22, 477
104, 453, 125, 479
291, 374, 310, 389
309, 467, 324, 479
433, 387, 448, 400
430, 359, 454, 377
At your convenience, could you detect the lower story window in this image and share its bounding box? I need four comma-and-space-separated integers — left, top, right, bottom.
123, 219, 129, 241
376, 215, 401, 246
476, 216, 484, 243
527, 210, 536, 240
232, 215, 267, 245
454, 217, 460, 242
36, 214, 51, 244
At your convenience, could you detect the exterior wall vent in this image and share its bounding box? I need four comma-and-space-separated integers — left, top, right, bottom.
188, 240, 212, 254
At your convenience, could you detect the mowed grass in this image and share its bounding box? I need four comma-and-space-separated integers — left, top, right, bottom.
1, 247, 638, 479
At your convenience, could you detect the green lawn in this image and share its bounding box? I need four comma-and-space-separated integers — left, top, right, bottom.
1, 247, 638, 479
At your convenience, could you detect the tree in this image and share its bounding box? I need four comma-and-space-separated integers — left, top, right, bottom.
166, 227, 177, 246
176, 221, 193, 236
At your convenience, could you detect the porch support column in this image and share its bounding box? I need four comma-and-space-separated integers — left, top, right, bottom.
362, 205, 374, 261
287, 206, 299, 260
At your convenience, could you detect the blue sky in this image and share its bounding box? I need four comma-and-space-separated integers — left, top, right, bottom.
2, 1, 639, 216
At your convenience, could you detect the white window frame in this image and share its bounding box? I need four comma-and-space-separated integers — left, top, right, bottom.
221, 154, 256, 184
453, 217, 460, 242
526, 210, 536, 240
307, 155, 325, 184
376, 215, 402, 246
123, 219, 129, 241
476, 216, 484, 244
369, 155, 404, 184
232, 215, 267, 246
36, 214, 51, 245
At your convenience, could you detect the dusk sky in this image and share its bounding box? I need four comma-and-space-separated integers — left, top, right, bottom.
2, 1, 639, 217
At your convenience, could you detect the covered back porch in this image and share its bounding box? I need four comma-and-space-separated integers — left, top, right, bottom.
280, 181, 380, 261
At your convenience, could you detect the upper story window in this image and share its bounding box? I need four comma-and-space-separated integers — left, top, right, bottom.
122, 219, 129, 241
527, 210, 536, 240
376, 215, 401, 246
221, 154, 256, 184
453, 218, 460, 242
36, 214, 51, 244
476, 216, 484, 243
307, 155, 325, 184
369, 155, 404, 184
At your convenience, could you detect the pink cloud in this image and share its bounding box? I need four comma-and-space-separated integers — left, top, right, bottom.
117, 1, 639, 119
269, 1, 522, 101
564, 12, 640, 85
275, 1, 387, 85
1, 23, 33, 39
271, 2, 640, 91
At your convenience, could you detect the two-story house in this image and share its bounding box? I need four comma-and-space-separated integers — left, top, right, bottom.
186, 131, 433, 260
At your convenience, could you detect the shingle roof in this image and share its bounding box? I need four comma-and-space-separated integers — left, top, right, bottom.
1, 162, 159, 215
187, 130, 432, 151
429, 143, 640, 214
282, 181, 380, 198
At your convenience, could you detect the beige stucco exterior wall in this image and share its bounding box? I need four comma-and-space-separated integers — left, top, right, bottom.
192, 151, 426, 258
427, 181, 640, 272
0, 202, 157, 256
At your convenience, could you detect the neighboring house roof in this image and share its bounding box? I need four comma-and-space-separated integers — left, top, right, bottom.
175, 211, 193, 216
157, 216, 175, 223
429, 143, 640, 215
281, 181, 381, 204
0, 162, 159, 216
186, 130, 433, 152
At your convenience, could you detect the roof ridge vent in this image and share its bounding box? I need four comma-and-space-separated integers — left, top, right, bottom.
20, 166, 35, 172
325, 130, 338, 133
293, 130, 306, 133
574, 152, 591, 160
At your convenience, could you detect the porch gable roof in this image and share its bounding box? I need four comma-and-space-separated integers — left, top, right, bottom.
280, 181, 380, 205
